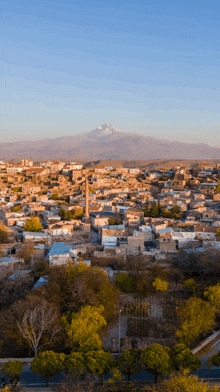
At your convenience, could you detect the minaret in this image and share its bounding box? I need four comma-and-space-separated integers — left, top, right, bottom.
85, 175, 89, 219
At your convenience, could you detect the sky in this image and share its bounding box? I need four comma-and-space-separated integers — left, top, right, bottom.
1, 0, 220, 146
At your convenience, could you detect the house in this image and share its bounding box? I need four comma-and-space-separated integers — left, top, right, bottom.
94, 167, 106, 174
23, 232, 50, 242
99, 225, 126, 247
151, 221, 167, 234
194, 225, 219, 240
48, 242, 76, 265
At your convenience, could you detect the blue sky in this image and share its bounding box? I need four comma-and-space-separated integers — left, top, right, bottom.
1, 0, 220, 145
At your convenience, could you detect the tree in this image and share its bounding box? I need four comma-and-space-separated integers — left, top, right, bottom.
148, 373, 217, 392
52, 192, 59, 200
62, 305, 107, 351
162, 208, 172, 218
168, 269, 184, 287
17, 241, 35, 264
184, 278, 198, 295
152, 277, 168, 292
209, 351, 220, 368
140, 344, 173, 383
204, 283, 220, 309
12, 205, 21, 212
176, 297, 216, 343
171, 343, 201, 372
172, 205, 182, 220
0, 226, 9, 244
85, 350, 112, 377
31, 351, 65, 387
64, 352, 86, 377
17, 299, 60, 356
216, 228, 220, 238
117, 349, 142, 381
1, 361, 22, 384
116, 273, 134, 293
24, 217, 43, 232
216, 182, 220, 193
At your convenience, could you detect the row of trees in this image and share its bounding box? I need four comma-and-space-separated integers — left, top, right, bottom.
143, 201, 181, 220
59, 207, 84, 221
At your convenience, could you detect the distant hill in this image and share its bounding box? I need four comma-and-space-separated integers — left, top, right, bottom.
1, 124, 220, 160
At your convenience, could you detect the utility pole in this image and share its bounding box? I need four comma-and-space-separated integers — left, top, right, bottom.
119, 309, 122, 354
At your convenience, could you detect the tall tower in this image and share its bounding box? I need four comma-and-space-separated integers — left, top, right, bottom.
85, 175, 89, 219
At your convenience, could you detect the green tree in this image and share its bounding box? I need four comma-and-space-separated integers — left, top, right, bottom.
150, 202, 160, 218
12, 205, 21, 212
204, 283, 220, 309
152, 277, 168, 292
216, 182, 220, 193
216, 228, 220, 238
209, 351, 220, 369
176, 297, 216, 343
85, 350, 112, 377
184, 278, 198, 295
64, 352, 86, 377
140, 344, 173, 383
172, 205, 182, 220
162, 208, 172, 218
148, 373, 217, 392
62, 305, 107, 351
171, 343, 201, 372
1, 361, 22, 384
0, 226, 9, 244
52, 191, 59, 200
116, 273, 134, 293
24, 217, 43, 232
31, 351, 66, 387
117, 349, 142, 381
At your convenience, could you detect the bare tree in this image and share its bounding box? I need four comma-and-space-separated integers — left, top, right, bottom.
17, 300, 60, 356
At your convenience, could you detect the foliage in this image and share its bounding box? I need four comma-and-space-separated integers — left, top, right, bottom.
64, 352, 86, 376
116, 273, 134, 293
85, 350, 112, 376
109, 219, 120, 225
147, 373, 218, 392
51, 192, 59, 200
162, 208, 172, 218
59, 207, 84, 220
23, 217, 43, 232
31, 261, 49, 280
176, 297, 216, 343
140, 344, 173, 383
12, 206, 21, 212
172, 205, 182, 220
216, 228, 220, 238
0, 226, 9, 244
216, 182, 220, 193
117, 349, 142, 381
62, 305, 107, 351
1, 361, 22, 383
17, 241, 35, 264
152, 277, 168, 292
209, 351, 220, 368
204, 283, 220, 309
31, 351, 66, 386
13, 187, 21, 193
171, 343, 201, 372
184, 278, 198, 295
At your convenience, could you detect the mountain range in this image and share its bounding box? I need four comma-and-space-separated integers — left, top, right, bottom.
1, 124, 220, 161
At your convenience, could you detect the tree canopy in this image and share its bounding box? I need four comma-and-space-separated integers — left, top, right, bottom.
176, 297, 216, 343
152, 277, 168, 292
62, 305, 107, 351
117, 349, 142, 381
31, 351, 66, 386
204, 283, 220, 309
24, 217, 43, 232
1, 361, 22, 384
171, 343, 201, 372
140, 344, 173, 383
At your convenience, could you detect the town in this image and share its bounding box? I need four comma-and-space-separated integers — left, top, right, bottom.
1, 158, 220, 390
